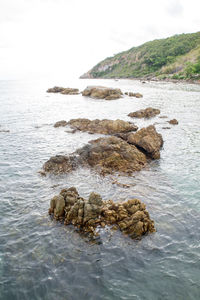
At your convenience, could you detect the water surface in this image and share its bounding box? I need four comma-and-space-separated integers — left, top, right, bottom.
0, 79, 200, 299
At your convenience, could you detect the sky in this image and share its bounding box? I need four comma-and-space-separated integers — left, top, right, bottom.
0, 0, 199, 80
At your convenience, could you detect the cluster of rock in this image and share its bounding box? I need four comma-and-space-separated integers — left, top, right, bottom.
82, 86, 123, 100
47, 86, 79, 95
43, 125, 163, 175
54, 118, 138, 134
49, 187, 155, 239
47, 85, 144, 100
128, 107, 160, 119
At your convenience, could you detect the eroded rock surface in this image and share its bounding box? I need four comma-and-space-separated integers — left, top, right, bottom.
49, 187, 155, 239
125, 125, 163, 159
47, 86, 79, 94
66, 118, 138, 134
128, 107, 160, 119
43, 136, 147, 175
82, 86, 122, 100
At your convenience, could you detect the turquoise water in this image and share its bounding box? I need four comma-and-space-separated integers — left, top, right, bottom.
0, 79, 200, 299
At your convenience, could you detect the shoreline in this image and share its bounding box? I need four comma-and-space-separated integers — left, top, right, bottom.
80, 76, 200, 85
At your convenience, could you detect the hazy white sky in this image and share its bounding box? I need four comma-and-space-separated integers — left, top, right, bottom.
0, 0, 199, 80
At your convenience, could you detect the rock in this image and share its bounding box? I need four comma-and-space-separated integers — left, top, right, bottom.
0, 129, 10, 133
43, 136, 147, 176
168, 119, 178, 125
66, 118, 138, 134
82, 86, 122, 100
47, 86, 65, 93
61, 88, 79, 95
49, 194, 65, 219
125, 125, 163, 159
49, 187, 155, 239
128, 92, 143, 98
162, 127, 171, 130
128, 107, 160, 119
54, 120, 67, 128
46, 86, 79, 94
159, 116, 168, 119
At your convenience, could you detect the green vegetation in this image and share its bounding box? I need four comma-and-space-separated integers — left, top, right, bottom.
82, 32, 200, 81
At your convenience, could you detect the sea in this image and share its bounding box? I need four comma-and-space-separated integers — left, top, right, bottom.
0, 78, 200, 300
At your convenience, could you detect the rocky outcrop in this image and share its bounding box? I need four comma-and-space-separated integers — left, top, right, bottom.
125, 125, 163, 159
82, 86, 122, 100
128, 107, 160, 119
49, 187, 155, 239
54, 120, 68, 128
47, 86, 79, 94
168, 119, 178, 125
43, 136, 147, 176
65, 118, 138, 134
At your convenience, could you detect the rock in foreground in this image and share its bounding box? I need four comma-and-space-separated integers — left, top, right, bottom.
43, 136, 147, 175
47, 86, 79, 94
82, 86, 122, 100
128, 107, 160, 119
66, 118, 138, 134
49, 187, 155, 239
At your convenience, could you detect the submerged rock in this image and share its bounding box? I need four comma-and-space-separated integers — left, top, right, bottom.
128, 107, 160, 119
43, 136, 147, 175
66, 118, 138, 134
128, 92, 143, 98
47, 86, 79, 94
168, 119, 178, 125
49, 187, 155, 239
82, 86, 122, 100
118, 125, 163, 159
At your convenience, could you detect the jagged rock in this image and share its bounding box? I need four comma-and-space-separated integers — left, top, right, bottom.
47, 86, 79, 94
49, 187, 155, 239
66, 118, 138, 134
128, 92, 143, 98
125, 125, 163, 159
82, 86, 122, 100
168, 119, 178, 125
54, 120, 68, 128
128, 107, 160, 119
43, 136, 147, 176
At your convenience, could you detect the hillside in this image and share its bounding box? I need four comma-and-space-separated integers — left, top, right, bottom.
81, 32, 200, 81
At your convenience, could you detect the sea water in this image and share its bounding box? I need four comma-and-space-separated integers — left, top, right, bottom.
0, 78, 200, 299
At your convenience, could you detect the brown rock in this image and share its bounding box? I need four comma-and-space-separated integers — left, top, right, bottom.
168, 119, 178, 125
128, 92, 143, 98
43, 136, 147, 175
61, 88, 79, 95
128, 107, 160, 119
66, 118, 138, 134
126, 125, 163, 159
47, 86, 65, 93
82, 86, 122, 100
54, 120, 67, 128
46, 86, 79, 94
49, 187, 155, 239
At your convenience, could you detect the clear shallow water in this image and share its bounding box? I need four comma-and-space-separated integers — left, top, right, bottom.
0, 78, 200, 300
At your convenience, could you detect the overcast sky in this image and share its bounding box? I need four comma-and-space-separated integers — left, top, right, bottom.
0, 0, 199, 80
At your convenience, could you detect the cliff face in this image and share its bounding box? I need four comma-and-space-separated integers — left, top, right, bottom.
80, 32, 200, 81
